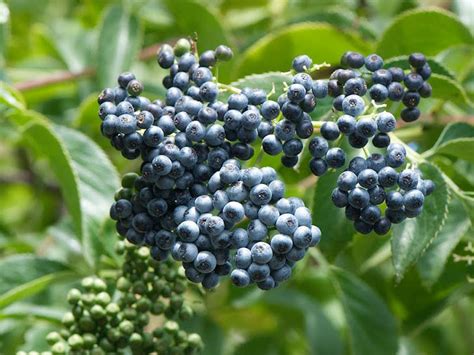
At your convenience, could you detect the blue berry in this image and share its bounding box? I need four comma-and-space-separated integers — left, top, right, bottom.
202, 273, 220, 289
248, 262, 270, 282
258, 205, 280, 226
368, 186, 386, 205
419, 82, 432, 98
402, 91, 420, 108
403, 189, 425, 211
271, 264, 292, 282
378, 166, 398, 187
228, 93, 249, 111
342, 51, 365, 68
337, 171, 358, 191
222, 201, 245, 224
157, 45, 175, 68
270, 234, 293, 254
230, 228, 249, 249
372, 133, 390, 148
356, 118, 377, 138
373, 217, 391, 235
286, 247, 306, 262
287, 84, 306, 103
358, 169, 378, 189
331, 188, 348, 207
251, 242, 273, 264
215, 45, 233, 61
408, 53, 426, 69
231, 269, 250, 287
398, 169, 419, 190
262, 135, 282, 155
235, 248, 252, 269
309, 158, 328, 176
372, 69, 392, 86
360, 205, 381, 224
199, 81, 219, 102
369, 84, 389, 102
172, 242, 198, 262
365, 54, 383, 71
354, 219, 373, 234
325, 148, 346, 168
348, 187, 370, 209
261, 100, 280, 120
404, 73, 424, 91
389, 67, 405, 82
321, 121, 340, 141
376, 112, 396, 133
388, 82, 404, 101
385, 208, 406, 224
283, 139, 303, 157
312, 80, 328, 98
292, 55, 312, 72
337, 115, 356, 134
275, 119, 296, 141
247, 219, 268, 241
417, 63, 432, 80
342, 95, 365, 116
309, 137, 329, 158
343, 77, 367, 96
241, 168, 263, 188
386, 191, 404, 210
401, 107, 420, 122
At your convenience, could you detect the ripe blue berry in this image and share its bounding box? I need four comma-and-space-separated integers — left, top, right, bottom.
287, 84, 307, 103
360, 205, 381, 224
369, 84, 389, 102
312, 80, 328, 98
331, 188, 348, 208
403, 189, 425, 211
398, 169, 419, 190
373, 217, 391, 235
292, 55, 312, 72
358, 169, 378, 189
342, 95, 365, 116
310, 158, 328, 176
365, 54, 383, 71
248, 262, 270, 282
326, 148, 346, 168
231, 269, 250, 287
348, 187, 370, 209
356, 117, 377, 138
388, 82, 404, 101
378, 166, 398, 187
270, 234, 293, 254
215, 45, 233, 61
376, 112, 396, 133
337, 171, 358, 191
337, 114, 356, 134
321, 121, 340, 141
251, 242, 273, 264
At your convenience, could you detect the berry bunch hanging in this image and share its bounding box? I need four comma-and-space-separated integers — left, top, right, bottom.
19, 241, 203, 355
98, 37, 436, 292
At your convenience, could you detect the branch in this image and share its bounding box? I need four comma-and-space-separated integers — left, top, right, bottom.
13, 42, 168, 92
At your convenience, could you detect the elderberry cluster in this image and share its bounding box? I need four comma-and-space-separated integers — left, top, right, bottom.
20, 241, 202, 355
331, 143, 435, 235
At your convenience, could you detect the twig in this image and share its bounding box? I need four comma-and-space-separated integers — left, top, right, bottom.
14, 41, 172, 92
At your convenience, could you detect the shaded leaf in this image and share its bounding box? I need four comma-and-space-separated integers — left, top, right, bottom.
428, 73, 473, 106
391, 162, 450, 281
332, 267, 398, 355
235, 23, 371, 78
376, 8, 473, 57
417, 197, 471, 286
97, 6, 141, 87
0, 255, 73, 310
0, 82, 25, 111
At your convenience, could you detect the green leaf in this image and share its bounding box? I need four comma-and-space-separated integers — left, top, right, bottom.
312, 170, 354, 260
425, 122, 474, 161
383, 56, 455, 79
264, 289, 344, 355
0, 304, 64, 324
164, 0, 230, 49
0, 255, 73, 310
235, 23, 371, 78
8, 112, 120, 267
428, 73, 473, 106
332, 267, 398, 355
391, 162, 450, 281
0, 82, 25, 111
417, 197, 471, 287
376, 8, 473, 58
229, 72, 292, 99
436, 45, 474, 81
97, 6, 141, 87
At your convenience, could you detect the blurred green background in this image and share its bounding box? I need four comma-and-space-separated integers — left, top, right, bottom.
0, 0, 474, 354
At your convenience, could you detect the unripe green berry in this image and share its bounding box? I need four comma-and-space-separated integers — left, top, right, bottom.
170, 295, 184, 310
119, 320, 134, 335
129, 332, 143, 347
59, 329, 70, 339
46, 332, 62, 345
116, 277, 131, 291
92, 278, 107, 292
51, 342, 66, 355
106, 302, 120, 315
151, 301, 165, 315
107, 328, 121, 343
137, 313, 150, 326
62, 312, 75, 327
81, 293, 95, 306
114, 188, 133, 201
71, 304, 83, 318
95, 292, 111, 306
188, 333, 204, 349
67, 288, 82, 305
132, 281, 147, 294
121, 172, 138, 188
115, 241, 125, 255
135, 297, 151, 312
82, 333, 97, 349
68, 334, 84, 350
99, 338, 115, 352
173, 280, 187, 294
164, 320, 179, 334
90, 304, 106, 319
81, 277, 94, 291
138, 246, 149, 259
174, 38, 191, 57
90, 347, 105, 355
78, 315, 95, 332
179, 304, 193, 320
123, 307, 137, 320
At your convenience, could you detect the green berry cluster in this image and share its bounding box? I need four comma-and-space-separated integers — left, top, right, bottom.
19, 240, 203, 355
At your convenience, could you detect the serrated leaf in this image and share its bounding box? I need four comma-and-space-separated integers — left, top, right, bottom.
383, 56, 455, 79
8, 111, 120, 267
97, 6, 141, 87
312, 170, 354, 261
425, 122, 474, 161
0, 82, 25, 111
417, 197, 471, 286
432, 122, 474, 149
264, 289, 344, 355
376, 8, 473, 58
391, 162, 450, 281
428, 73, 473, 106
436, 45, 474, 81
230, 72, 292, 99
0, 255, 73, 310
332, 267, 398, 355
235, 23, 371, 78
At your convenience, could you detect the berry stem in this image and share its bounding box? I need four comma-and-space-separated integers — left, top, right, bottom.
216, 82, 241, 94
312, 121, 324, 129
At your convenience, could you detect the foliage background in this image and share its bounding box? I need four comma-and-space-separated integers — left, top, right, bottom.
0, 0, 473, 354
